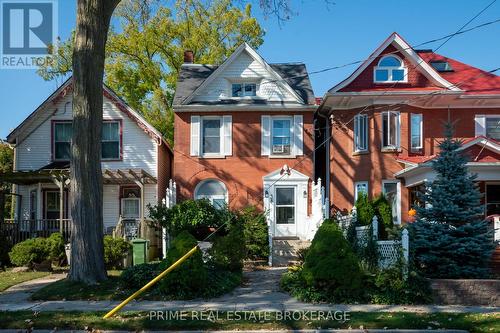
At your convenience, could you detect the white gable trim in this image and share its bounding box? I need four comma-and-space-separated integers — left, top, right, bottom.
328, 33, 462, 94
262, 167, 310, 182
458, 136, 500, 154
182, 43, 305, 105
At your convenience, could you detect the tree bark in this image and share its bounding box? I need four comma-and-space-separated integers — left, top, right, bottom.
69, 0, 121, 284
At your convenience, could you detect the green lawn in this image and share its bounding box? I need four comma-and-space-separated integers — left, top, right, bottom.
31, 270, 125, 301
0, 270, 50, 292
0, 311, 497, 332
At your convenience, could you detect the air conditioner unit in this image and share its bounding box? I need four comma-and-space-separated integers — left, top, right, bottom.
272, 145, 285, 153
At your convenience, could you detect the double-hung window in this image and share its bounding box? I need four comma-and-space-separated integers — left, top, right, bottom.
54, 122, 72, 160
232, 83, 257, 97
202, 117, 222, 155
354, 181, 368, 203
410, 114, 423, 151
102, 121, 121, 159
354, 114, 368, 152
271, 118, 292, 155
382, 111, 400, 149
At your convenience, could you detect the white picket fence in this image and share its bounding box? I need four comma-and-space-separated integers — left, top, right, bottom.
162, 179, 177, 258
336, 207, 409, 270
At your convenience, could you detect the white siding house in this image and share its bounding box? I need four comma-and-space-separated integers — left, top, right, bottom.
5, 78, 172, 237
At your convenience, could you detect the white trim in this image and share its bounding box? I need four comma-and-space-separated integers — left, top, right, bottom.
382, 179, 402, 225
173, 104, 317, 112
328, 33, 462, 93
194, 179, 229, 206
354, 181, 368, 203
354, 114, 368, 152
271, 116, 294, 157
200, 116, 224, 157
381, 111, 401, 149
373, 55, 408, 84
182, 43, 304, 105
410, 113, 423, 150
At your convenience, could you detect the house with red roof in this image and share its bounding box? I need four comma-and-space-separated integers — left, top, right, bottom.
316, 32, 500, 231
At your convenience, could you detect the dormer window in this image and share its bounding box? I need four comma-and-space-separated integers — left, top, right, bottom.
374, 55, 407, 83
232, 83, 257, 97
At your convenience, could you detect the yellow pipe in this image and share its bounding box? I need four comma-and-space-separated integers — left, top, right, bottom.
103, 245, 199, 319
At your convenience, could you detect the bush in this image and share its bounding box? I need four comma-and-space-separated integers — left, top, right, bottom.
240, 206, 269, 260
209, 222, 246, 271
370, 261, 432, 305
120, 262, 161, 290
301, 219, 364, 302
9, 238, 48, 267
373, 194, 393, 238
46, 233, 65, 263
355, 193, 375, 226
158, 231, 208, 299
149, 199, 221, 238
103, 236, 131, 269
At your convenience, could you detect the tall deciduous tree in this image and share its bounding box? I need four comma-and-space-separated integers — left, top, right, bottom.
38, 0, 264, 144
69, 0, 121, 284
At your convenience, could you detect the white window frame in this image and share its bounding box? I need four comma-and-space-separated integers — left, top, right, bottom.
382, 180, 401, 225
354, 181, 369, 203
274, 186, 296, 225
201, 116, 223, 157
121, 197, 141, 219
485, 115, 500, 140
194, 179, 228, 208
101, 120, 121, 160
231, 82, 258, 98
373, 55, 408, 83
410, 113, 423, 151
354, 114, 368, 152
381, 111, 401, 150
271, 116, 294, 157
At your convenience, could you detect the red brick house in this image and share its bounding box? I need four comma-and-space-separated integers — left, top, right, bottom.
172, 44, 319, 242
316, 32, 500, 231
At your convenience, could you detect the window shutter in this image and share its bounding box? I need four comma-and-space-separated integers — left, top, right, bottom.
475, 115, 486, 136
190, 116, 200, 156
294, 115, 304, 156
223, 115, 232, 156
261, 116, 271, 156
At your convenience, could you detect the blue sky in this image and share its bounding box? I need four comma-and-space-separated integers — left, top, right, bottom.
1, 0, 499, 139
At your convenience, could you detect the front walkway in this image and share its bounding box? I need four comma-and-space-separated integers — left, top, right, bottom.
0, 268, 498, 313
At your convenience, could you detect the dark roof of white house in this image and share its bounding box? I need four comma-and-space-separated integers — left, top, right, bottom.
173, 63, 315, 106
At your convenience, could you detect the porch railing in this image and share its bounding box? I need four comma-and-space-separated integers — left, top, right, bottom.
1, 219, 72, 244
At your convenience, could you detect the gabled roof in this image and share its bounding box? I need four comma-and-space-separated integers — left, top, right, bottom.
7, 77, 171, 152
396, 136, 500, 166
173, 43, 315, 106
328, 32, 462, 94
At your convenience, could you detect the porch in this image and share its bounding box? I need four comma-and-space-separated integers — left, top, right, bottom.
0, 164, 159, 247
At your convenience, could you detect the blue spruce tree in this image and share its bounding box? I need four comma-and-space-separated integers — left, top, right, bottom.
410, 123, 495, 278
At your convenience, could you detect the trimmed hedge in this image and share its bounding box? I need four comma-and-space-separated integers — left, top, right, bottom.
9, 238, 49, 267
103, 236, 131, 269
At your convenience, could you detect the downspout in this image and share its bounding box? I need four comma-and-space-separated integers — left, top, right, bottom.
317, 108, 331, 219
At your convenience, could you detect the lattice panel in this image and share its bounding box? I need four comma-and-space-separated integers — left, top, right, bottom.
377, 240, 401, 269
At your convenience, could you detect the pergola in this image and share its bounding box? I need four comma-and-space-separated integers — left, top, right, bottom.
0, 165, 156, 230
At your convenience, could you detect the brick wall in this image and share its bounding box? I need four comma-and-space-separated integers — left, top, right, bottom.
173, 110, 314, 210
431, 279, 500, 306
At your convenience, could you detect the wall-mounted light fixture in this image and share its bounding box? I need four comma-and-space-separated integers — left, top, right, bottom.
303, 190, 307, 198
264, 190, 269, 198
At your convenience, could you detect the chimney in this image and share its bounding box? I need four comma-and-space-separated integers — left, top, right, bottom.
184, 50, 194, 64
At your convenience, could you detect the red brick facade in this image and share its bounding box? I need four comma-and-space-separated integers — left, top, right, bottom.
173, 111, 315, 210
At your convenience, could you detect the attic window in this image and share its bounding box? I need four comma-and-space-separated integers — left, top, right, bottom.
374, 55, 407, 83
232, 83, 257, 97
430, 61, 453, 72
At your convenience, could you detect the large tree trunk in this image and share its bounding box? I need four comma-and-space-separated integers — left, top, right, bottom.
69, 0, 121, 284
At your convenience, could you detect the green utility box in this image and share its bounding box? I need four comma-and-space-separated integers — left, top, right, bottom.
132, 238, 149, 266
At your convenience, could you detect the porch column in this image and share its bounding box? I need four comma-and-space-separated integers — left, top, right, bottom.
36, 183, 42, 220
59, 179, 64, 233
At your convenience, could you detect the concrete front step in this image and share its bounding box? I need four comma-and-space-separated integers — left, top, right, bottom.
272, 238, 311, 267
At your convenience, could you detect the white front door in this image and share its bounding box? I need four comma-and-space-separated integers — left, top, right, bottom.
274, 186, 297, 237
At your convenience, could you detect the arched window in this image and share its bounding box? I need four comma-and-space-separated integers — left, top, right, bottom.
374, 55, 407, 83
194, 179, 228, 208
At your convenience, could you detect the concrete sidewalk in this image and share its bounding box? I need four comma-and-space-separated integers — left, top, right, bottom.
0, 269, 499, 313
